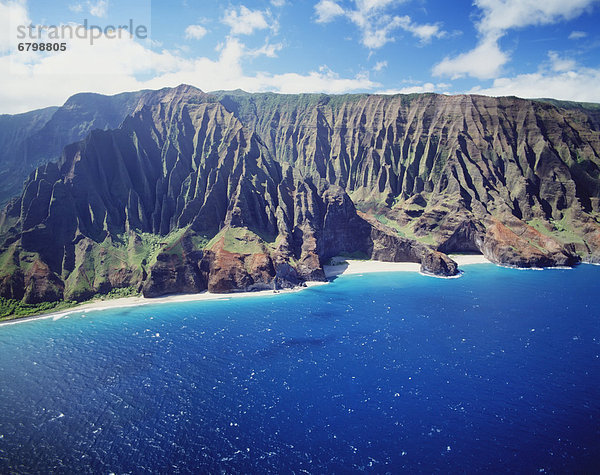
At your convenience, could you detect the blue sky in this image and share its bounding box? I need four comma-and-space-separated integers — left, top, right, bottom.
1, 0, 599, 113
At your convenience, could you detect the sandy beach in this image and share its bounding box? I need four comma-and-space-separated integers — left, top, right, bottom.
0, 282, 329, 326
1, 254, 491, 325
323, 254, 491, 278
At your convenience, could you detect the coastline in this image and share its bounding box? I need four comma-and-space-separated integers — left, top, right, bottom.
323, 254, 492, 278
0, 282, 328, 327
0, 254, 492, 326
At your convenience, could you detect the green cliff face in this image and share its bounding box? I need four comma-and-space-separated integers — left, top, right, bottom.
1, 85, 599, 310
214, 90, 600, 264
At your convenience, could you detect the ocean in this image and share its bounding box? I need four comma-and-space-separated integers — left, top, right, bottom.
0, 264, 599, 473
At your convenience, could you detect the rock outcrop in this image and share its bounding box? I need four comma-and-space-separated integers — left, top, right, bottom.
481, 218, 578, 268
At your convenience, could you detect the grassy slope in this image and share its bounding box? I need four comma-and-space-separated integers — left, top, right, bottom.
0, 227, 213, 320
206, 227, 273, 254
0, 227, 273, 321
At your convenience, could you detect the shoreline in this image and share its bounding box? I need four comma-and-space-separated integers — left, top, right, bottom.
0, 282, 328, 327
323, 254, 492, 278
1, 254, 492, 326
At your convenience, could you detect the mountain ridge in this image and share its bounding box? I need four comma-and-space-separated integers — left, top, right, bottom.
1, 85, 599, 310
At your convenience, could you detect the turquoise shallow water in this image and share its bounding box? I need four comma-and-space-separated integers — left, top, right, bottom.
0, 264, 599, 472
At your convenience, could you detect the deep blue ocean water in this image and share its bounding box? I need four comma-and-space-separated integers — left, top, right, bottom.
0, 264, 599, 473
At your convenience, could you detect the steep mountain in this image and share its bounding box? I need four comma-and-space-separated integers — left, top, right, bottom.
0, 107, 58, 205
0, 90, 147, 205
213, 90, 600, 263
1, 85, 599, 307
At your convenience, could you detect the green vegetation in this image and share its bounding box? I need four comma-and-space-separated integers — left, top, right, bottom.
128, 233, 163, 267
506, 226, 546, 253
0, 297, 78, 321
147, 228, 211, 261
63, 227, 213, 300
207, 227, 272, 254
374, 214, 437, 245
535, 98, 600, 112
139, 227, 191, 264
0, 244, 18, 274
527, 213, 586, 246
99, 286, 140, 300
0, 225, 216, 319
0, 286, 140, 322
0, 245, 40, 276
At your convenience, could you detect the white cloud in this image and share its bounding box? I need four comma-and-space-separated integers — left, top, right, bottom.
247, 41, 283, 58
88, 0, 108, 18
469, 67, 600, 102
315, 0, 345, 23
395, 15, 445, 43
373, 60, 387, 71
185, 24, 208, 40
0, 0, 29, 53
222, 5, 272, 36
140, 48, 377, 96
569, 30, 588, 39
463, 47, 600, 102
357, 14, 402, 48
251, 66, 376, 94
433, 35, 509, 79
378, 81, 450, 95
379, 83, 436, 94
355, 0, 397, 14
433, 0, 600, 79
474, 0, 598, 36
271, 0, 286, 6
314, 0, 446, 49
548, 51, 576, 72
0, 32, 155, 113
68, 3, 83, 13
0, 17, 377, 114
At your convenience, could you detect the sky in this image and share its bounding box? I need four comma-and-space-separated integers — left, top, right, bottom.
1, 0, 600, 114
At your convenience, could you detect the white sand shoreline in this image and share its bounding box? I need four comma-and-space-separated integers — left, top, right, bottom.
0, 282, 328, 327
1, 254, 492, 326
323, 254, 492, 278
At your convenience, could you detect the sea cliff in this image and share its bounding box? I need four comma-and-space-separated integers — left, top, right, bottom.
1, 85, 599, 310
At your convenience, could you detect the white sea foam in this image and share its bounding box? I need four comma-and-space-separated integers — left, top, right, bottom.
420, 270, 464, 279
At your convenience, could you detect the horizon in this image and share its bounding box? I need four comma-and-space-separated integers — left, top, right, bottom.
1, 0, 600, 114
